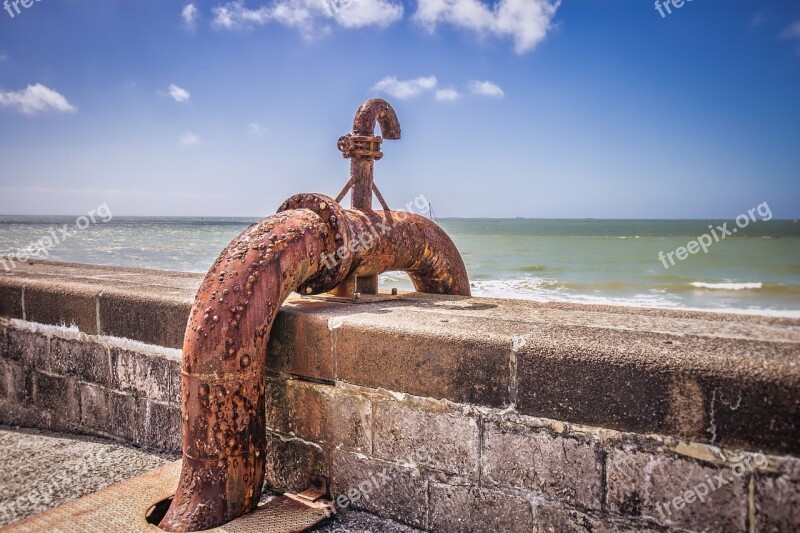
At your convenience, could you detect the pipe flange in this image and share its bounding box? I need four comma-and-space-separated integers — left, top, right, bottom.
277, 193, 354, 295
337, 134, 384, 160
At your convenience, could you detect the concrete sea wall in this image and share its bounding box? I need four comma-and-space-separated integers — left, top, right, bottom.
1, 260, 798, 532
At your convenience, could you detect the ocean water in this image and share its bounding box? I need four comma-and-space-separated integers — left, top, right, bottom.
1, 216, 798, 317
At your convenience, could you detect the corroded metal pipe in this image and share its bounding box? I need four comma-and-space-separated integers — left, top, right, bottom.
159, 100, 470, 532
336, 98, 402, 294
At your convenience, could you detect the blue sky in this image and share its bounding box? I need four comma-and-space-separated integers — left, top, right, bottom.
0, 0, 798, 218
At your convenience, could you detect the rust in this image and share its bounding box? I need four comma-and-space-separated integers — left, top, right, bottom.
337, 98, 401, 294
159, 99, 469, 532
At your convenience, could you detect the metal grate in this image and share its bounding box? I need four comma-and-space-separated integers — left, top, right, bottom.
5, 461, 331, 533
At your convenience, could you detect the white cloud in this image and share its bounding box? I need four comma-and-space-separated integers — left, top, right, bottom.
0, 52, 8, 62
247, 123, 264, 134
331, 0, 403, 28
435, 88, 461, 101
414, 0, 559, 54
212, 0, 402, 38
469, 79, 504, 98
0, 84, 76, 115
180, 132, 201, 145
182, 4, 199, 30
781, 21, 800, 40
372, 75, 437, 99
167, 84, 191, 102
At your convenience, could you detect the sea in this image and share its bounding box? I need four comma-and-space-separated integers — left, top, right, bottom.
1, 216, 798, 318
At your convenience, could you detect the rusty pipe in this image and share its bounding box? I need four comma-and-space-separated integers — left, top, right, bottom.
160, 194, 469, 532
337, 98, 401, 294
345, 98, 400, 212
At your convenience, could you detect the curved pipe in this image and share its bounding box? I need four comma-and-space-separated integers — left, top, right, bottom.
160, 194, 469, 531
353, 98, 401, 139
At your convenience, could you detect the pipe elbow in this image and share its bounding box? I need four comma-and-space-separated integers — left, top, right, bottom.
160, 207, 332, 532
348, 210, 471, 296
161, 195, 469, 531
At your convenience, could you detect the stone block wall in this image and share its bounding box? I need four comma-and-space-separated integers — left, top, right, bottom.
0, 321, 181, 454
261, 375, 799, 532
0, 260, 798, 532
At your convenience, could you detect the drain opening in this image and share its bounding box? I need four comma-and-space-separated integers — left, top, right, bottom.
145, 497, 173, 526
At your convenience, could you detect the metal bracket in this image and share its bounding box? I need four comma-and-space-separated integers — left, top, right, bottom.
293, 475, 329, 504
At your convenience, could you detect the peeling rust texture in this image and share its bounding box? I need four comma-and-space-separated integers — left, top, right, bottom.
159, 100, 469, 532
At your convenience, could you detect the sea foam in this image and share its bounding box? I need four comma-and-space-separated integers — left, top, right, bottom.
690, 282, 763, 290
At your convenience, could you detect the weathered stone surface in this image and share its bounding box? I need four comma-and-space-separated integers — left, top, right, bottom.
0, 326, 6, 360
6, 328, 48, 368
311, 509, 425, 533
372, 399, 480, 478
482, 421, 602, 509
756, 476, 800, 532
79, 383, 112, 434
700, 375, 800, 457
535, 506, 662, 533
334, 317, 512, 407
99, 290, 190, 349
168, 358, 181, 406
136, 399, 180, 453
0, 398, 47, 428
109, 348, 169, 402
4, 260, 800, 459
516, 326, 800, 455
110, 391, 138, 443
516, 336, 673, 437
0, 358, 28, 403
331, 450, 428, 530
264, 432, 328, 493
32, 371, 80, 428
24, 282, 98, 334
429, 483, 532, 533
267, 307, 335, 381
0, 280, 24, 319
50, 337, 110, 386
606, 448, 748, 532
265, 379, 371, 452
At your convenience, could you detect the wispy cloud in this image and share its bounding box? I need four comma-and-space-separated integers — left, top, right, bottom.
180, 132, 201, 145
372, 75, 437, 99
0, 52, 8, 62
182, 4, 199, 31
781, 21, 800, 40
414, 0, 560, 54
247, 123, 265, 134
167, 84, 191, 102
0, 84, 76, 115
435, 88, 461, 101
469, 79, 504, 98
781, 20, 800, 56
212, 0, 402, 38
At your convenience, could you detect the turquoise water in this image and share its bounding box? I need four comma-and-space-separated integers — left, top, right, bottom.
1, 216, 798, 316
